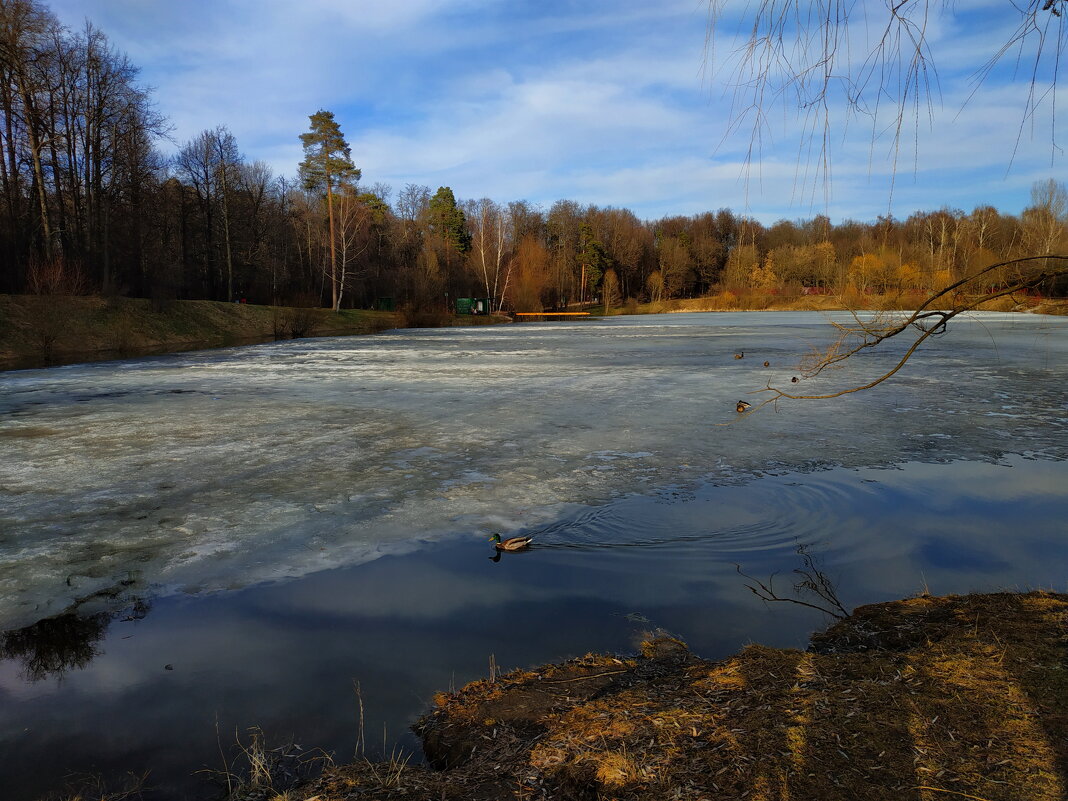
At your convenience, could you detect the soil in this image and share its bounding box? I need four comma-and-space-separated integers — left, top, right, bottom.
296, 591, 1068, 801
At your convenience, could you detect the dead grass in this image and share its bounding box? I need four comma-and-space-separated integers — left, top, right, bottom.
198, 726, 334, 801
618, 293, 1068, 317
35, 772, 148, 801
298, 591, 1068, 801
0, 295, 399, 369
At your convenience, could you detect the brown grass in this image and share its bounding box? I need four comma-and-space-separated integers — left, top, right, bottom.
300, 591, 1068, 801
0, 295, 399, 369
616, 292, 1068, 317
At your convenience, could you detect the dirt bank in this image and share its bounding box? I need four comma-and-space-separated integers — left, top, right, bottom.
300, 591, 1067, 801
0, 295, 507, 371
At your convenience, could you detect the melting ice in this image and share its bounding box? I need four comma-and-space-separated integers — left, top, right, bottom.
1, 311, 1065, 629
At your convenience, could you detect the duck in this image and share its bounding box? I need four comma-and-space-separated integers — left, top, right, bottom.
490, 533, 534, 551
734, 352, 744, 359
791, 376, 799, 383
763, 360, 770, 367
736, 400, 752, 413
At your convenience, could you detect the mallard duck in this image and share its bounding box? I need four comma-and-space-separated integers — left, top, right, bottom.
736, 400, 752, 413
490, 533, 534, 551
791, 376, 799, 383
734, 352, 744, 359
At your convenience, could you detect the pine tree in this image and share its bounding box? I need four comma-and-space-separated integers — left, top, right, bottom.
298, 110, 360, 309
428, 187, 471, 255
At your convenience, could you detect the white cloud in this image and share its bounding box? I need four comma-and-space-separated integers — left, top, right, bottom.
43, 0, 1067, 222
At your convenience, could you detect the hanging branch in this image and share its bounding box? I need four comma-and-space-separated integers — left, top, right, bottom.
731, 254, 1068, 415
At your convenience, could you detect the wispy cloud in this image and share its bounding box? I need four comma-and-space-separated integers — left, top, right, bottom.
46, 0, 1064, 222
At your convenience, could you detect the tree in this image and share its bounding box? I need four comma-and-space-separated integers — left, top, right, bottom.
332, 186, 373, 310
298, 109, 359, 310
508, 234, 549, 312
467, 197, 510, 310
602, 267, 620, 313
578, 222, 609, 304
428, 186, 470, 256
708, 2, 1068, 407
657, 234, 692, 298
174, 128, 242, 300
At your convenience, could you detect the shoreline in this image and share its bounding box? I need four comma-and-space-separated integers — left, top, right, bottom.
298, 590, 1068, 801
3, 293, 1064, 372
0, 295, 508, 372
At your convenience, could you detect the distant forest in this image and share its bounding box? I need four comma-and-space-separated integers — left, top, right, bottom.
1, 0, 1066, 312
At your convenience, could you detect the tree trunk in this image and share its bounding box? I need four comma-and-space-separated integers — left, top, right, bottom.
18, 76, 52, 258
219, 162, 234, 302
326, 174, 337, 309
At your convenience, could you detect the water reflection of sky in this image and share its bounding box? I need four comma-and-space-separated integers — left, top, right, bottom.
2, 312, 1066, 630
2, 456, 1066, 800
2, 312, 1066, 799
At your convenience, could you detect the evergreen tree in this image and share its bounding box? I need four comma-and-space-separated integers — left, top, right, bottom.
298, 110, 359, 309
578, 222, 609, 303
428, 186, 471, 255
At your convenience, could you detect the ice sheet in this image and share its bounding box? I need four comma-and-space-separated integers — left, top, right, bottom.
1, 311, 1065, 628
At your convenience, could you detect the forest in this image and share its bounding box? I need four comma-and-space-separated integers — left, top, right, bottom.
2, 0, 1066, 316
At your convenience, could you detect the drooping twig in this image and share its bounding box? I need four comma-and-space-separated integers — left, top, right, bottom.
734, 255, 1068, 412
736, 545, 848, 620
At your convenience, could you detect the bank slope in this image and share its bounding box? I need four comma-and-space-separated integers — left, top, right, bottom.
301, 591, 1067, 801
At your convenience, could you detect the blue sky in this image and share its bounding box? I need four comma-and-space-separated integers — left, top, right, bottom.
47, 0, 1066, 223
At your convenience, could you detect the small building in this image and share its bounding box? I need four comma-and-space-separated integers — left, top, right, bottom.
456, 297, 494, 315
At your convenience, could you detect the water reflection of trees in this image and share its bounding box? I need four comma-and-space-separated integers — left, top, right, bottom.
0, 597, 150, 681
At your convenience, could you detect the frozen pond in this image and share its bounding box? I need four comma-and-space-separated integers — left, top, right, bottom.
1, 311, 1066, 799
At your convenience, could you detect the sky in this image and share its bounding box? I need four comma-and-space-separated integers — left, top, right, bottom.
45, 0, 1068, 224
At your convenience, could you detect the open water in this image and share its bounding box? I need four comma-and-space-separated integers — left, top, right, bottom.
1, 311, 1065, 799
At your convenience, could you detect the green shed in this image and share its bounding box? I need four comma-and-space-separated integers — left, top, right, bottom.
456, 297, 494, 315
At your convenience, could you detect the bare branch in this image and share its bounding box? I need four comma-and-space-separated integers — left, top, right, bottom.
735, 545, 849, 620
758, 255, 1068, 402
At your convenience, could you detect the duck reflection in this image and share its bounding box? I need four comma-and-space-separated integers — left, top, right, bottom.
488, 532, 535, 563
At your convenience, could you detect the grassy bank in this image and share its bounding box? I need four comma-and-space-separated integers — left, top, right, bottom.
0, 295, 506, 371
594, 292, 1068, 316
295, 591, 1067, 801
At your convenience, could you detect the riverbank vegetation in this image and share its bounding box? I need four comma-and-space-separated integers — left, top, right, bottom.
0, 294, 398, 369
34, 591, 1064, 801
292, 591, 1067, 801
2, 1, 1066, 324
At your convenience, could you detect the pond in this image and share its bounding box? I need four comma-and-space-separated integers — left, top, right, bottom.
1, 311, 1066, 800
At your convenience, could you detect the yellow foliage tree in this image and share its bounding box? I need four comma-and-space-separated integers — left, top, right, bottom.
749, 255, 779, 291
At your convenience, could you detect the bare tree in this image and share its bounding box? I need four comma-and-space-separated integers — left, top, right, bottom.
467, 197, 510, 310
209, 126, 240, 302
332, 188, 372, 311
174, 128, 242, 300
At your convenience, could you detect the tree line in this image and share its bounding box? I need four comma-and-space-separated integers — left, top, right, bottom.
1, 0, 1065, 314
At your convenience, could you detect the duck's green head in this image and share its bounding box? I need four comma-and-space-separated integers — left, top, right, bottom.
489, 533, 502, 543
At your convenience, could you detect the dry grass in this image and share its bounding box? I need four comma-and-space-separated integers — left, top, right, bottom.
616, 292, 1067, 317
198, 726, 334, 801
298, 591, 1068, 801
0, 295, 400, 369
35, 772, 148, 801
